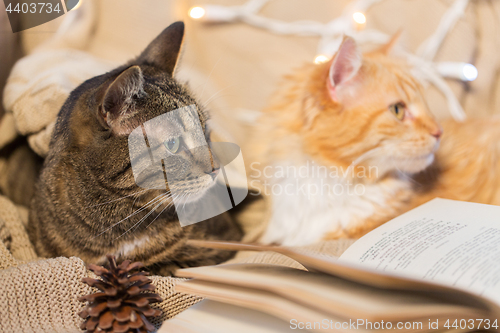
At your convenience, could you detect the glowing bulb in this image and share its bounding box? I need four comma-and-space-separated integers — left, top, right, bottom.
314, 55, 329, 64
352, 12, 366, 24
436, 62, 478, 82
189, 6, 206, 19
462, 64, 478, 81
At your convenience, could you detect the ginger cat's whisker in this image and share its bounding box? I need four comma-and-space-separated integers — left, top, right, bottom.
347, 146, 384, 177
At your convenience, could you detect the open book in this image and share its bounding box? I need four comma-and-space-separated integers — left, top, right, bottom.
165, 198, 500, 332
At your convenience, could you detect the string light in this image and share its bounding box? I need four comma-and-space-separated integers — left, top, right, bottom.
314, 55, 330, 64
435, 62, 478, 82
189, 6, 206, 19
352, 12, 366, 24
462, 64, 478, 81
188, 0, 482, 121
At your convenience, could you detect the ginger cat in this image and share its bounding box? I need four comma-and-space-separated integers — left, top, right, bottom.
251, 36, 500, 246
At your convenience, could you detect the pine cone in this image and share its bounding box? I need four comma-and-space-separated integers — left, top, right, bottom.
78, 255, 163, 333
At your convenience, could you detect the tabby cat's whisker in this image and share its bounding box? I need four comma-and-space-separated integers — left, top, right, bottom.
143, 198, 176, 231
129, 194, 174, 234
181, 193, 191, 214
115, 199, 166, 241
87, 188, 150, 208
199, 55, 223, 99
116, 191, 175, 237
93, 192, 169, 238
131, 192, 142, 213
176, 193, 187, 212
201, 85, 233, 109
130, 189, 172, 213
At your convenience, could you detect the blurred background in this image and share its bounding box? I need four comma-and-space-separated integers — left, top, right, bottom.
0, 0, 499, 146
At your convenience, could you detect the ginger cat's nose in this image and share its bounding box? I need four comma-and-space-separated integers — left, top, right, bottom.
431, 127, 443, 139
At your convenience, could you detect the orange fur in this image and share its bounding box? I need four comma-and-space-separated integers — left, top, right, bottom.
251, 37, 500, 244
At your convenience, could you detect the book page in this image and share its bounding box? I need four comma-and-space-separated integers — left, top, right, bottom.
176, 263, 482, 322
175, 279, 354, 333
340, 198, 500, 304
186, 239, 493, 298
160, 300, 296, 333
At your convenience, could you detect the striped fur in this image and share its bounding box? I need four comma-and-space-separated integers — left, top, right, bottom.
28, 23, 242, 275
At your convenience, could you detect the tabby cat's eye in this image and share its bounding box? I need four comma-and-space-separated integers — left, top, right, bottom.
389, 103, 405, 121
164, 137, 181, 154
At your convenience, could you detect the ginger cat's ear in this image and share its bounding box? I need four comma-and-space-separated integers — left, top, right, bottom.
328, 36, 362, 102
377, 30, 402, 55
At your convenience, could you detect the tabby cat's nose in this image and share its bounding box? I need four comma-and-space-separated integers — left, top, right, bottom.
205, 168, 220, 180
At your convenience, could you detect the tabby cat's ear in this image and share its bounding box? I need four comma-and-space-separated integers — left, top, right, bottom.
100, 66, 144, 135
137, 21, 185, 75
328, 36, 362, 102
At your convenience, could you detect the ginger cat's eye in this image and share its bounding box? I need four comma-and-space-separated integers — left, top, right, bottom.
389, 103, 405, 121
164, 137, 181, 154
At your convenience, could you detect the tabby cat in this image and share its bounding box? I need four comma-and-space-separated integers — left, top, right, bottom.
28, 22, 243, 275
253, 36, 500, 246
